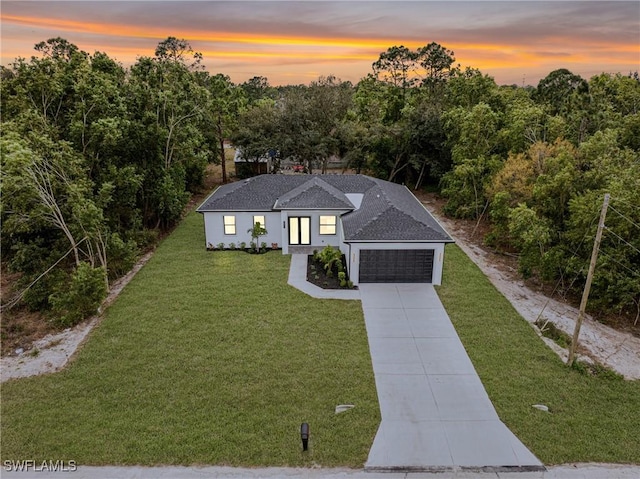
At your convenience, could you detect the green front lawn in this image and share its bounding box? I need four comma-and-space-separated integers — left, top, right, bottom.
3, 214, 639, 467
438, 245, 640, 464
0, 212, 380, 466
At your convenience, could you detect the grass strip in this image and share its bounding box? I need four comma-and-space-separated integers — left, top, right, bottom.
437, 245, 640, 464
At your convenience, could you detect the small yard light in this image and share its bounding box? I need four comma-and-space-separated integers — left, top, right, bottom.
300, 422, 309, 451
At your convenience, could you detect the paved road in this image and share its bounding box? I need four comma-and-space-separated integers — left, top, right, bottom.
3, 464, 640, 478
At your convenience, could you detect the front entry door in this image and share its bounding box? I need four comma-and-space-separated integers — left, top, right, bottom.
289, 217, 311, 245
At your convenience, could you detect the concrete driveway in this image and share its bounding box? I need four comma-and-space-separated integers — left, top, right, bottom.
359, 283, 543, 472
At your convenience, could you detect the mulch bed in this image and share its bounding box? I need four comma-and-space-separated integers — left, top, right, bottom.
306, 254, 357, 290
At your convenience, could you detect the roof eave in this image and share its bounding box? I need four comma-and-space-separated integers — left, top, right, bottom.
195, 186, 222, 213
197, 208, 277, 213
274, 207, 354, 211
403, 184, 455, 241
344, 238, 455, 243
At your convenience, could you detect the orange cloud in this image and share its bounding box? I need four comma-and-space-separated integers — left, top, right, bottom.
2, 13, 419, 51
2, 8, 638, 86
3, 14, 160, 40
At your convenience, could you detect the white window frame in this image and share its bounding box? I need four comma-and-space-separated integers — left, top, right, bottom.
223, 215, 236, 235
319, 215, 337, 235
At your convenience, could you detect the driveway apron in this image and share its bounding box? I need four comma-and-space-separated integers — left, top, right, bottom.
360, 283, 543, 472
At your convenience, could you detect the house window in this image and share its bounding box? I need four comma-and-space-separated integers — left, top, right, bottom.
319, 215, 337, 235
253, 215, 266, 228
223, 215, 236, 235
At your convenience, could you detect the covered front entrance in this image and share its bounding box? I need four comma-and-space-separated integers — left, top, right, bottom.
289, 216, 311, 245
359, 249, 435, 283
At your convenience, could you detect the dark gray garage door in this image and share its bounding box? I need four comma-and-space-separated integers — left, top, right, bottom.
359, 249, 434, 283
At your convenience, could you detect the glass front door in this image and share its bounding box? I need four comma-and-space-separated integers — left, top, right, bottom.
289, 217, 311, 245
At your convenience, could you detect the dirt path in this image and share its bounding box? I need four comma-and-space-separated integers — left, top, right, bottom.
421, 196, 640, 380
1, 251, 154, 382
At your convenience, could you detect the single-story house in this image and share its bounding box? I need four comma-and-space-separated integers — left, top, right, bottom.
196, 174, 454, 285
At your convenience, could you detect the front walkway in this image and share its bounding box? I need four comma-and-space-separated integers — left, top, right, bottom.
287, 253, 360, 300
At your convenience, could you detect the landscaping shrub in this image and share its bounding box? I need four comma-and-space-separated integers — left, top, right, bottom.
307, 246, 354, 289
316, 245, 343, 273
49, 263, 107, 327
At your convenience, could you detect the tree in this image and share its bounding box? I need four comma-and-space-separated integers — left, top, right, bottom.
231, 99, 279, 176
535, 68, 589, 115
34, 37, 84, 62
126, 37, 213, 226
440, 103, 502, 218
154, 36, 203, 70
498, 92, 548, 153
1, 36, 224, 326
348, 75, 410, 181
49, 262, 107, 327
534, 69, 591, 144
206, 73, 246, 183
444, 67, 499, 111
240, 76, 274, 104
508, 204, 553, 277
234, 77, 352, 175
372, 45, 416, 93
351, 44, 459, 186
306, 75, 353, 173
415, 42, 456, 91
248, 221, 268, 253
336, 120, 371, 174
367, 121, 412, 182
403, 98, 449, 188
1, 127, 114, 323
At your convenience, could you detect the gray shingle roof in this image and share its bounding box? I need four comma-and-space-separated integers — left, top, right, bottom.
197, 175, 306, 211
273, 177, 354, 210
197, 174, 452, 242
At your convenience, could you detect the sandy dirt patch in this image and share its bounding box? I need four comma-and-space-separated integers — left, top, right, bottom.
1, 251, 154, 382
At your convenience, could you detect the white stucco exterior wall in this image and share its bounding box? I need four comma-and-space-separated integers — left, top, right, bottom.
202, 212, 282, 248
201, 211, 449, 287
279, 210, 348, 254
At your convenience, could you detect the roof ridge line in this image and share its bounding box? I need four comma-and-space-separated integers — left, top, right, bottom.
274, 175, 354, 209
371, 177, 393, 206
399, 184, 439, 225
347, 189, 388, 237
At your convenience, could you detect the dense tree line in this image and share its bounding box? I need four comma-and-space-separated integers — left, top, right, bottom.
1, 37, 242, 326
2, 38, 639, 330
233, 45, 640, 323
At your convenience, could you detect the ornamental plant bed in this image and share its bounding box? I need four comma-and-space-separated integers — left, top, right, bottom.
306, 253, 356, 290
207, 242, 278, 254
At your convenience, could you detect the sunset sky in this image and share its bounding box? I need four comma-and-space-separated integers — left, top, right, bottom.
2, 1, 639, 86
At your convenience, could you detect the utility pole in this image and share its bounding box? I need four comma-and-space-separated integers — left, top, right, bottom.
567, 193, 610, 366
